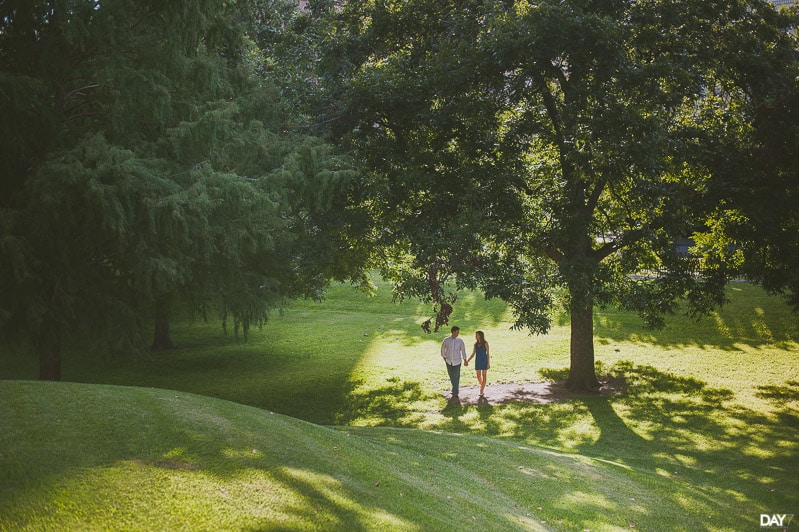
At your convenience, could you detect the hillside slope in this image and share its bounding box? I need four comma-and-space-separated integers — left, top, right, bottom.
0, 381, 715, 531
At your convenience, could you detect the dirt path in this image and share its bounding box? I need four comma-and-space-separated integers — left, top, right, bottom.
445, 378, 625, 405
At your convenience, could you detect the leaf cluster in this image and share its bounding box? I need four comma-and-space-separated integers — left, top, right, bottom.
318, 0, 799, 333
0, 0, 374, 359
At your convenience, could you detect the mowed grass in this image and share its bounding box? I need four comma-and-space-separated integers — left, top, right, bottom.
2, 380, 733, 532
1, 279, 798, 530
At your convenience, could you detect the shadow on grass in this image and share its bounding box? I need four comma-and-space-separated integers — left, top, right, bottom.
0, 383, 439, 531
593, 284, 799, 351
440, 396, 471, 431
47, 323, 376, 426
335, 377, 431, 427
756, 380, 799, 402
338, 361, 799, 520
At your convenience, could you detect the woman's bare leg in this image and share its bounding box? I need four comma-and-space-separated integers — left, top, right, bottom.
478, 370, 486, 394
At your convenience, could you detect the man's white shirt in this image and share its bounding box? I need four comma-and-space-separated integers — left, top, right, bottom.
441, 336, 466, 365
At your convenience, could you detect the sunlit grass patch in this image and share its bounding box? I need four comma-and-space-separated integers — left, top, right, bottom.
2, 280, 798, 529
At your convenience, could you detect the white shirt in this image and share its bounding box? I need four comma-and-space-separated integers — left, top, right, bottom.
441, 335, 467, 365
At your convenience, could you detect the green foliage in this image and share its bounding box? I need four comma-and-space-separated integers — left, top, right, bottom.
317, 0, 799, 388
0, 0, 373, 373
702, 20, 799, 310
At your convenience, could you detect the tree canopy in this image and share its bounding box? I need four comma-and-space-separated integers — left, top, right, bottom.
318, 0, 799, 390
0, 0, 373, 379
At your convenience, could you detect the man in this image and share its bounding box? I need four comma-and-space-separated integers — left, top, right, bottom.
441, 326, 467, 397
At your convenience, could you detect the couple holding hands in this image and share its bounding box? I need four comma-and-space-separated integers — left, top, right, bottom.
440, 326, 490, 397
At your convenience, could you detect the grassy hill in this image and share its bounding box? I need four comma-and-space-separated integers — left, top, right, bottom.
0, 380, 770, 531
1, 280, 798, 530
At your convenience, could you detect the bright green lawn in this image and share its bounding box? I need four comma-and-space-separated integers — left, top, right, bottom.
1, 280, 798, 530
1, 380, 741, 531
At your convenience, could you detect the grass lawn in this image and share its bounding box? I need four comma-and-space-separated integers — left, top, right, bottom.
2, 380, 731, 531
1, 279, 798, 530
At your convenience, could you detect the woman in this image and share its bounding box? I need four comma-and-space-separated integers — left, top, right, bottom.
467, 330, 490, 396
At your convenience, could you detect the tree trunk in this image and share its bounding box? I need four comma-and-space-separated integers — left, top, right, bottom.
565, 297, 600, 391
39, 341, 62, 381
151, 296, 174, 351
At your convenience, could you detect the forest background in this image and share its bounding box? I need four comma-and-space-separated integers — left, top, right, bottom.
3, 0, 798, 389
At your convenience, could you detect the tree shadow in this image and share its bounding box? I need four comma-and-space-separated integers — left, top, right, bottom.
569, 363, 796, 515
0, 382, 466, 531
335, 378, 431, 427
756, 380, 799, 403
36, 316, 380, 426
333, 360, 799, 523
593, 284, 799, 351
579, 395, 649, 449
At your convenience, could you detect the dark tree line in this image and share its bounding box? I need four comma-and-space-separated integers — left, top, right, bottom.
0, 0, 374, 379
3, 0, 797, 390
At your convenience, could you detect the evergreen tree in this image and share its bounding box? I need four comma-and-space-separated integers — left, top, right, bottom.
0, 0, 372, 378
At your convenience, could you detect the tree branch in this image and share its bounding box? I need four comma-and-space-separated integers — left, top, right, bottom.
592, 226, 648, 261
586, 177, 606, 211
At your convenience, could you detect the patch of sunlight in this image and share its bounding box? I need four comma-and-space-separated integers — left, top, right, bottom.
352, 336, 440, 380
592, 457, 635, 470
556, 490, 616, 510
493, 416, 535, 439
559, 419, 600, 450
712, 313, 735, 339
416, 412, 451, 429
742, 445, 778, 460
517, 465, 554, 480
163, 447, 187, 459
23, 459, 308, 529
348, 416, 392, 427
752, 307, 775, 342
280, 467, 417, 530
721, 489, 749, 503
674, 454, 698, 467
672, 430, 730, 453
499, 510, 550, 531
222, 447, 264, 459
655, 467, 677, 477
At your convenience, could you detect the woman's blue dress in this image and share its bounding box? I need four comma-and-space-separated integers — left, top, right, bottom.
474, 345, 488, 370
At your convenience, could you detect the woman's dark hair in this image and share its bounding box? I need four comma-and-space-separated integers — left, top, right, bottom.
475, 330, 486, 347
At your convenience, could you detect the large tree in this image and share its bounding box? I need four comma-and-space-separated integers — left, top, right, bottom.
318, 0, 799, 390
0, 0, 372, 379
699, 17, 799, 311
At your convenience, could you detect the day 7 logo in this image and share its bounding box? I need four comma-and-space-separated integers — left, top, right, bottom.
760, 514, 795, 528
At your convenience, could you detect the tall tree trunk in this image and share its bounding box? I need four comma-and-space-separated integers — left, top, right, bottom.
39, 341, 61, 381
151, 296, 174, 351
565, 296, 600, 391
